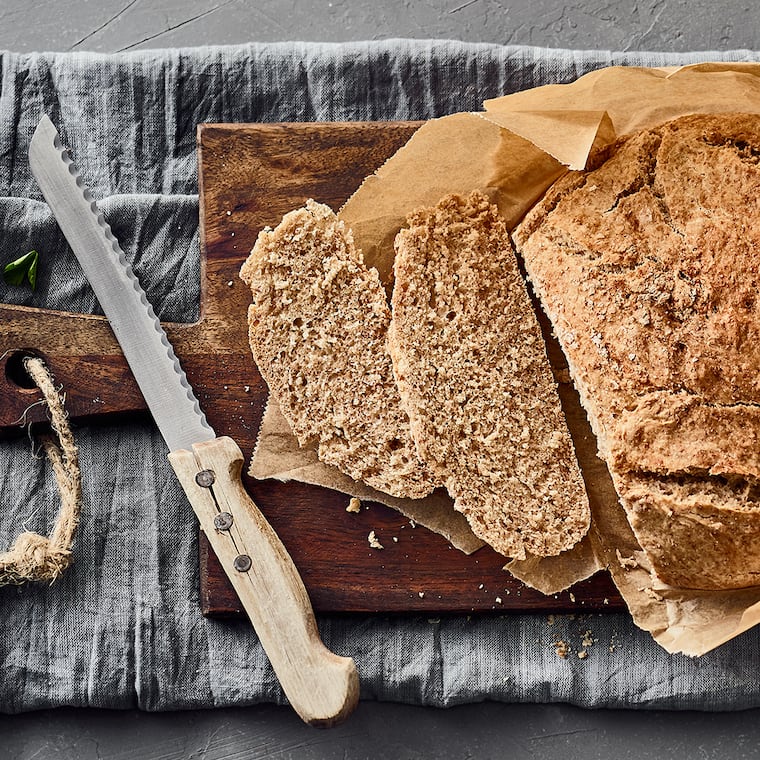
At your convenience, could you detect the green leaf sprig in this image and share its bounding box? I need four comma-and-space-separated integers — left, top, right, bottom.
3, 250, 39, 290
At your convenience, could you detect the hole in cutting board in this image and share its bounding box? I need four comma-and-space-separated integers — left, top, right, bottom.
4, 349, 47, 391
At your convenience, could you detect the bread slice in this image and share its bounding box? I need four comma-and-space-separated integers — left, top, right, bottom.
513, 113, 760, 588
240, 200, 437, 500
389, 191, 591, 560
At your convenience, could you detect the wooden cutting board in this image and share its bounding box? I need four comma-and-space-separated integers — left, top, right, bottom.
0, 121, 623, 615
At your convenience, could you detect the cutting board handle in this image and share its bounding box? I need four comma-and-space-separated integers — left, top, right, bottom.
168, 436, 359, 726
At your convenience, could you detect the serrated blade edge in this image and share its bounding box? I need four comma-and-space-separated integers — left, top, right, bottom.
29, 114, 215, 452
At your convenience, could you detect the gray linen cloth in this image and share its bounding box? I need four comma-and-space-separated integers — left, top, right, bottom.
1, 41, 759, 712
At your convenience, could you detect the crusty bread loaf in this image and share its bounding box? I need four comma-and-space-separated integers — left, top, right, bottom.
389, 191, 591, 560
240, 200, 437, 499
513, 113, 760, 588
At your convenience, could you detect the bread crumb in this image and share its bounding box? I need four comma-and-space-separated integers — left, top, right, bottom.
553, 640, 569, 659
244, 385, 250, 393
368, 530, 383, 550
227, 281, 234, 287
392, 536, 398, 542
346, 497, 361, 513
644, 586, 663, 602
478, 583, 484, 590
418, 591, 425, 598
569, 592, 576, 603
495, 596, 502, 604
577, 650, 588, 660
226, 210, 231, 216
581, 630, 594, 647
616, 549, 639, 570
547, 614, 555, 626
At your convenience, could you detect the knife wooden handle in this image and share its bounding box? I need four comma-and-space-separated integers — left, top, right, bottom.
168, 436, 359, 727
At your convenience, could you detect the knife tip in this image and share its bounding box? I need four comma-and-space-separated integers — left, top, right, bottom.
31, 113, 58, 147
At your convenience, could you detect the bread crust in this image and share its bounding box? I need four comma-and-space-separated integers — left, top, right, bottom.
513, 113, 760, 588
390, 191, 591, 560
240, 200, 437, 499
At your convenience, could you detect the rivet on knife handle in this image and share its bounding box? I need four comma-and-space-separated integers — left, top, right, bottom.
29, 114, 359, 727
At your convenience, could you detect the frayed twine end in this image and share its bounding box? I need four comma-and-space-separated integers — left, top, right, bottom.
0, 532, 73, 585
0, 356, 81, 587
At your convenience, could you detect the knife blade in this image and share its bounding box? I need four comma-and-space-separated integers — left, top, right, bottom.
29, 114, 358, 727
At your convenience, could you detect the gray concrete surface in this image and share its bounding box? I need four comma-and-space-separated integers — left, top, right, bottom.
1, 1, 760, 758
0, 0, 757, 53
3, 702, 760, 760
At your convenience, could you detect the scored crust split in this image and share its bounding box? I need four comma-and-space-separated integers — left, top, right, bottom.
513, 113, 760, 589
390, 191, 591, 560
240, 200, 437, 500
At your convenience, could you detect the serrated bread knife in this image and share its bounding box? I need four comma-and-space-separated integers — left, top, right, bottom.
29, 114, 359, 727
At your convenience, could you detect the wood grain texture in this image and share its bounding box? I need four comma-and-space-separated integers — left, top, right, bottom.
0, 121, 623, 615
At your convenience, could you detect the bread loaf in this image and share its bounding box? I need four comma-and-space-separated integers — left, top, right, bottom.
513, 113, 760, 588
240, 200, 437, 500
389, 191, 591, 560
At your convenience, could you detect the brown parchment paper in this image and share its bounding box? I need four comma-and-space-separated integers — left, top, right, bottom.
249, 62, 760, 654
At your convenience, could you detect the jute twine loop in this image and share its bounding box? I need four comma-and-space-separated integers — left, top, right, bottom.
0, 356, 82, 585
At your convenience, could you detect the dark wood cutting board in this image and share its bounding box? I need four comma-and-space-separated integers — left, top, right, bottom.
0, 121, 623, 615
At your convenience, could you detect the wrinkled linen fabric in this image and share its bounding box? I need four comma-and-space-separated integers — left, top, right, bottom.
1, 41, 759, 713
